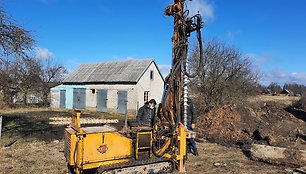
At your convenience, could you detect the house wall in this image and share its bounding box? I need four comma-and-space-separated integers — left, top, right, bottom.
26, 93, 42, 104
51, 84, 86, 109
50, 62, 164, 112
136, 63, 164, 110
51, 90, 60, 108
86, 84, 137, 111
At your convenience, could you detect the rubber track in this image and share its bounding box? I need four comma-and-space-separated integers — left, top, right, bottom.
95, 158, 175, 174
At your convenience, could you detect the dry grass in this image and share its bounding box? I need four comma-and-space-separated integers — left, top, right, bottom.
186, 142, 286, 174
0, 139, 287, 174
0, 139, 68, 174
1, 107, 56, 114
247, 95, 300, 106
0, 107, 136, 119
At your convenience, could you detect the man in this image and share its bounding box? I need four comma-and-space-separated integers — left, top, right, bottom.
181, 97, 198, 156
137, 99, 157, 127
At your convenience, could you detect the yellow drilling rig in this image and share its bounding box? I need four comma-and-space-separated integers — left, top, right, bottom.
63, 0, 204, 173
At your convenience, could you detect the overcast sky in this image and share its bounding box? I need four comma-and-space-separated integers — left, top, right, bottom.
4, 0, 306, 86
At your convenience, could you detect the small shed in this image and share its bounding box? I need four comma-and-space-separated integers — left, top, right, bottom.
51, 59, 164, 114
280, 89, 293, 96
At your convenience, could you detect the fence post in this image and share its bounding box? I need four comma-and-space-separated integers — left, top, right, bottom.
0, 116, 2, 141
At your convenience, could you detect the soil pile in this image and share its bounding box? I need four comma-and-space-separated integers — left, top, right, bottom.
196, 100, 306, 149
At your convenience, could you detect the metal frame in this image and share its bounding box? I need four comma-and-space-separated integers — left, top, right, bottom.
135, 131, 152, 160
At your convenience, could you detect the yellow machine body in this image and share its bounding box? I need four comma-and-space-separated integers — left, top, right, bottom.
63, 110, 186, 173
64, 111, 134, 173
65, 128, 133, 170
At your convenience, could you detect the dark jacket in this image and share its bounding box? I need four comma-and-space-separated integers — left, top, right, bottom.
181, 99, 197, 128
137, 105, 155, 126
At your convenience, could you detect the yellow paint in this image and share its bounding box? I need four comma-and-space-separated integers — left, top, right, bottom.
65, 127, 133, 174
76, 135, 83, 174
155, 138, 171, 157
177, 125, 187, 173
82, 132, 132, 162
161, 125, 187, 173
162, 152, 172, 159
64, 128, 77, 165
70, 110, 82, 133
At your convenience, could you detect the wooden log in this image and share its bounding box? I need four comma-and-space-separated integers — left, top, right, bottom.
250, 144, 306, 167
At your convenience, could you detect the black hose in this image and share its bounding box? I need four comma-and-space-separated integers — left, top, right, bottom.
183, 15, 204, 78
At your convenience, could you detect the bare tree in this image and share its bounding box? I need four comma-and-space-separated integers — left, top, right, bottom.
0, 9, 33, 59
267, 82, 282, 94
283, 83, 306, 95
19, 57, 42, 104
189, 40, 259, 112
39, 57, 67, 105
0, 59, 18, 105
0, 8, 34, 105
0, 7, 68, 106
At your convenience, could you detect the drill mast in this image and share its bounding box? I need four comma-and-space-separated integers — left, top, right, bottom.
152, 0, 204, 172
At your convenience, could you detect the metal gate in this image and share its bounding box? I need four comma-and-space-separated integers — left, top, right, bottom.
73, 88, 86, 109
97, 89, 108, 112
59, 90, 66, 108
117, 91, 128, 114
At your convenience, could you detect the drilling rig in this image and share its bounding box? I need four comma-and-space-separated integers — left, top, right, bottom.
63, 0, 203, 173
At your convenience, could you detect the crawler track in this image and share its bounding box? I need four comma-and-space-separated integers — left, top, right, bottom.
95, 158, 175, 174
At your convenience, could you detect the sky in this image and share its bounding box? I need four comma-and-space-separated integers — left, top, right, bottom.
3, 0, 306, 86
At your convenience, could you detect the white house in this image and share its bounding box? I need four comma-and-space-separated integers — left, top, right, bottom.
51, 59, 164, 114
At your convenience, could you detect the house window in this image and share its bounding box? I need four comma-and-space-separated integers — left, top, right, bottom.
90, 89, 96, 94
150, 70, 154, 80
144, 91, 149, 102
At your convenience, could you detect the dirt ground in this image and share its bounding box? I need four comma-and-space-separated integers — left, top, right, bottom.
186, 142, 287, 174
0, 97, 303, 174
0, 139, 288, 174
0, 139, 68, 174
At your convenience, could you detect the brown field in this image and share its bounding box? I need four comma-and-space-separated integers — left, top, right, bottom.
0, 96, 302, 174
246, 95, 300, 105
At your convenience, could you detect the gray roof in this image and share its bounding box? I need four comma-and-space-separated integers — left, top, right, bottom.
64, 59, 154, 83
